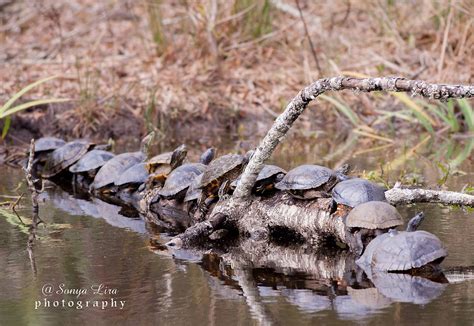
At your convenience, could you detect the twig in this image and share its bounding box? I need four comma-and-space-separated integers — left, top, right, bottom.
295, 0, 322, 75
9, 193, 25, 225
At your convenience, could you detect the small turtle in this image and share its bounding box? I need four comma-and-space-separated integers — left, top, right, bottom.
115, 162, 149, 190
356, 212, 425, 268
34, 137, 66, 161
231, 164, 287, 194
42, 140, 94, 178
332, 178, 386, 208
345, 201, 403, 255
159, 164, 207, 200
275, 164, 350, 199
184, 173, 204, 203
146, 144, 188, 186
199, 151, 252, 204
69, 150, 115, 178
91, 152, 145, 192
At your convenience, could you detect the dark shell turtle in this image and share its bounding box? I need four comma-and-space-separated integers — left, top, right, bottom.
356, 212, 430, 271
114, 162, 149, 189
275, 164, 348, 199
199, 153, 246, 199
231, 164, 286, 194
184, 173, 204, 202
42, 140, 93, 178
91, 152, 145, 191
69, 150, 115, 176
35, 137, 66, 153
159, 163, 206, 199
372, 229, 447, 272
332, 178, 386, 208
146, 144, 187, 185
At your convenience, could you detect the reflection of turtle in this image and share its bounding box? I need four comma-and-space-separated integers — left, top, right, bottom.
69, 150, 115, 179
91, 152, 144, 192
345, 201, 403, 255
231, 165, 286, 195
332, 178, 386, 208
146, 144, 188, 186
275, 164, 350, 199
370, 272, 447, 305
42, 140, 94, 178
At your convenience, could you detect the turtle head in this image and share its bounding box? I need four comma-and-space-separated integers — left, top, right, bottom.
406, 212, 425, 232
170, 144, 187, 169
335, 163, 352, 181
200, 147, 216, 165
140, 131, 156, 158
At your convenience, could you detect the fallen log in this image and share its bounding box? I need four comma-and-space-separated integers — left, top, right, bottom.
140, 76, 474, 249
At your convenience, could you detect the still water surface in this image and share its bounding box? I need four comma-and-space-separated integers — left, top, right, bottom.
0, 134, 473, 325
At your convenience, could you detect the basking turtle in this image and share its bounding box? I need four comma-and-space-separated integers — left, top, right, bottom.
42, 140, 94, 178
275, 164, 350, 199
184, 173, 204, 203
34, 137, 66, 161
356, 212, 426, 268
231, 164, 287, 195
146, 144, 188, 186
115, 162, 149, 190
369, 213, 447, 272
69, 150, 115, 178
345, 201, 403, 255
199, 151, 253, 204
90, 132, 155, 192
159, 148, 215, 200
332, 178, 386, 208
90, 152, 145, 192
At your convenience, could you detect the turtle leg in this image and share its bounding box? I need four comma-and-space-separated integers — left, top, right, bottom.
217, 180, 231, 201
199, 196, 218, 220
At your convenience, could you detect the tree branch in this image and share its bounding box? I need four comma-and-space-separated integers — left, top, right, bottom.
233, 76, 474, 199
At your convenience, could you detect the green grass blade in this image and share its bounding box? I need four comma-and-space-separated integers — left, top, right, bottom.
0, 98, 69, 119
1, 116, 11, 139
0, 75, 61, 115
457, 99, 474, 131
319, 94, 360, 126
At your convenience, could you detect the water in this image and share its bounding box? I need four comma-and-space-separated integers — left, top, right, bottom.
0, 133, 473, 325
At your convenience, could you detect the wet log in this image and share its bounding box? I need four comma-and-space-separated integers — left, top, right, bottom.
144, 76, 474, 249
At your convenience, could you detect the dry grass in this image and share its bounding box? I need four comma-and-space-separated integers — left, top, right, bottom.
0, 0, 472, 138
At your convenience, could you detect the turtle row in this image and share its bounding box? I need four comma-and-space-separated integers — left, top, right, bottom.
31, 136, 447, 274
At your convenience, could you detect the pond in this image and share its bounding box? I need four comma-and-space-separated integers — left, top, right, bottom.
0, 132, 473, 325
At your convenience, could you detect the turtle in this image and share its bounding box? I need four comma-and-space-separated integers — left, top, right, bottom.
34, 136, 66, 161
198, 151, 253, 205
345, 201, 403, 255
69, 150, 115, 178
184, 173, 204, 203
146, 144, 188, 186
332, 178, 386, 208
371, 229, 447, 272
275, 164, 351, 200
356, 212, 427, 269
90, 152, 145, 192
115, 162, 149, 190
159, 163, 206, 200
42, 140, 94, 178
231, 164, 287, 195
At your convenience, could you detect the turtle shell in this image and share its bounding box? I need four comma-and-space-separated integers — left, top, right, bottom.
275, 165, 336, 191
231, 164, 286, 188
159, 163, 206, 198
199, 153, 244, 188
35, 137, 66, 153
332, 178, 386, 207
114, 162, 149, 188
356, 232, 392, 269
42, 140, 92, 178
69, 150, 115, 173
371, 230, 447, 271
184, 173, 204, 202
345, 201, 403, 229
91, 152, 144, 190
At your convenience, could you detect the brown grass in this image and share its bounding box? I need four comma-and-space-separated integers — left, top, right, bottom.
0, 0, 472, 138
